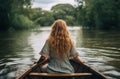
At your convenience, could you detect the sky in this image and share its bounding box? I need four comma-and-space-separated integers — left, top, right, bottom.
32, 0, 77, 10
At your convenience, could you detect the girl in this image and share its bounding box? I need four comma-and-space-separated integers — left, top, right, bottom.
39, 19, 85, 74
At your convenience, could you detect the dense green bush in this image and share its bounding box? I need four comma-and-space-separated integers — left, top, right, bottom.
76, 0, 120, 30
12, 14, 35, 30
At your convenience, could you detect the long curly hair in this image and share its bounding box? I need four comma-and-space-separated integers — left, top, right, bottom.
48, 19, 73, 59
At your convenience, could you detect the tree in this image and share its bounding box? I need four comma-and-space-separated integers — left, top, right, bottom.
34, 10, 54, 26
51, 4, 76, 25
0, 0, 12, 31
75, 0, 120, 30
0, 0, 32, 31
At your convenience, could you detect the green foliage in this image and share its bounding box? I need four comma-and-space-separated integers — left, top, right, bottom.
76, 0, 120, 30
30, 8, 43, 21
51, 4, 76, 25
0, 0, 12, 31
0, 1, 76, 30
12, 14, 35, 30
0, 0, 32, 31
64, 15, 76, 25
30, 8, 55, 26
1, 0, 119, 30
34, 10, 54, 26
31, 4, 77, 26
51, 4, 74, 15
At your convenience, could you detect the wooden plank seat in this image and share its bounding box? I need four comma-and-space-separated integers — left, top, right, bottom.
29, 73, 92, 77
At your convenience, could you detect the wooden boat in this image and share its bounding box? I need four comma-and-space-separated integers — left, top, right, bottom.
16, 59, 108, 79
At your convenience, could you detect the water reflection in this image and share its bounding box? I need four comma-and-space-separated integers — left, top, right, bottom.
0, 27, 120, 79
0, 31, 34, 79
76, 29, 120, 79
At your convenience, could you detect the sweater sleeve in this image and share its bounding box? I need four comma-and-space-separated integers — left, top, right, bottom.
70, 45, 79, 58
40, 40, 50, 58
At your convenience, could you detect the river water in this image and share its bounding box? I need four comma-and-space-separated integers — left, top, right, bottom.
0, 27, 120, 79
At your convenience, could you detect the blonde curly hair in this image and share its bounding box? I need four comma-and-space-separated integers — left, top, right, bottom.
48, 19, 73, 59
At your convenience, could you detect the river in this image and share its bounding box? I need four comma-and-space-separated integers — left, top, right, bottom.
0, 27, 120, 79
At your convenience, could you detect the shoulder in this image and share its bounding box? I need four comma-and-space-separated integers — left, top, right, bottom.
70, 39, 75, 46
44, 39, 51, 47
46, 39, 50, 44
